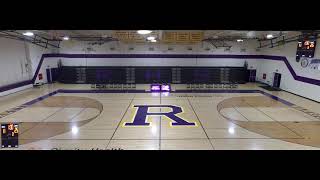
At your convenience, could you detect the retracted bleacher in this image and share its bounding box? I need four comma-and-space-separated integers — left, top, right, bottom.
58, 66, 248, 84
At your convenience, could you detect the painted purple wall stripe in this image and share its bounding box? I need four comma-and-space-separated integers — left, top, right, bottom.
1, 53, 320, 93
31, 55, 45, 82
0, 80, 32, 93
35, 53, 319, 86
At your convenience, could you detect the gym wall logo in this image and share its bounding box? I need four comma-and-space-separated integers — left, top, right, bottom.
300, 58, 320, 70
123, 105, 197, 127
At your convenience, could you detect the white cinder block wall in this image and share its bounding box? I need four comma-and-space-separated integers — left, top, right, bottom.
258, 41, 320, 102
58, 40, 259, 67
0, 37, 52, 96
0, 37, 31, 87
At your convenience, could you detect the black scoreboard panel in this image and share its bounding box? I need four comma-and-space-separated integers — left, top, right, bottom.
296, 34, 317, 60
1, 123, 19, 148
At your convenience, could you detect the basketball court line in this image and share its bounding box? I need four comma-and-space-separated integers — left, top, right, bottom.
2, 88, 314, 149
0, 89, 301, 130
187, 97, 215, 150
19, 107, 65, 136
243, 101, 304, 138
105, 94, 136, 149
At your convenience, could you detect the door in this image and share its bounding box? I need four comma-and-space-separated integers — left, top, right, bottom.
249, 69, 256, 82
46, 69, 52, 84
273, 73, 281, 88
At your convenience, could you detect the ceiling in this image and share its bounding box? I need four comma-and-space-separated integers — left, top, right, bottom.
24, 30, 303, 43
1, 30, 309, 49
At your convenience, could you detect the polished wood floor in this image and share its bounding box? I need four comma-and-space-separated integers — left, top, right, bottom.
1, 83, 320, 150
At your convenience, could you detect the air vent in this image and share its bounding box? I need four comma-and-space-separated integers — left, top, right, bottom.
224, 47, 231, 52
129, 47, 134, 51
110, 47, 115, 51
168, 47, 174, 51
187, 47, 193, 51
205, 47, 211, 51
240, 48, 246, 52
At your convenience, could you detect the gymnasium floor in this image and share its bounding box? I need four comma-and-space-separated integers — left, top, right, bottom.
1, 83, 320, 150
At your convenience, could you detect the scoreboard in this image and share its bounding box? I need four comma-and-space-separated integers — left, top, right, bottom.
296, 34, 317, 61
1, 123, 19, 148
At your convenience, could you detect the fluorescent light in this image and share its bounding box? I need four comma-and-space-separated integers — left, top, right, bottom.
266, 34, 273, 39
63, 36, 69, 40
237, 39, 243, 42
23, 31, 34, 36
147, 36, 155, 40
137, 30, 152, 35
150, 39, 157, 42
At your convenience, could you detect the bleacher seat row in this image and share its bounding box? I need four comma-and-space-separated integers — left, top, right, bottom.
186, 84, 238, 90
91, 84, 136, 90
91, 84, 238, 90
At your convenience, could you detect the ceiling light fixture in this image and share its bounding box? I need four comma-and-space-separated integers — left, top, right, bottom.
23, 31, 34, 37
237, 39, 243, 42
63, 36, 69, 40
147, 36, 155, 41
137, 30, 152, 35
150, 39, 157, 42
266, 34, 273, 39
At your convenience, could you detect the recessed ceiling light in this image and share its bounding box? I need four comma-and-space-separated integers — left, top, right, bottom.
150, 39, 157, 42
137, 30, 152, 35
237, 39, 243, 42
266, 34, 273, 39
23, 31, 34, 36
147, 36, 155, 40
63, 36, 69, 40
